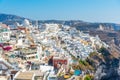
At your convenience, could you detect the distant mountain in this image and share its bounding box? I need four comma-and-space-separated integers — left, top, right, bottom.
37, 20, 120, 31
0, 13, 27, 25
0, 13, 120, 31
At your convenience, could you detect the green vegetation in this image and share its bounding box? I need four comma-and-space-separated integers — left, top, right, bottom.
79, 59, 87, 65
63, 47, 67, 50
89, 52, 98, 57
70, 53, 94, 71
84, 75, 94, 80
72, 59, 94, 71
98, 47, 110, 56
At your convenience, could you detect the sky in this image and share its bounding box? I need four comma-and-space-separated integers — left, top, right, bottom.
0, 0, 120, 23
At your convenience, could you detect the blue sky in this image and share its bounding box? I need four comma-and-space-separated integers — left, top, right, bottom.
0, 0, 120, 23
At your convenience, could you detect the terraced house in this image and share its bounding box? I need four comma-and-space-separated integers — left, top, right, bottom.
0, 23, 11, 43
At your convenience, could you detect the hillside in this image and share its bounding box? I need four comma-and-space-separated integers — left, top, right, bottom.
0, 13, 26, 25
0, 13, 120, 50
0, 13, 120, 80
0, 13, 120, 31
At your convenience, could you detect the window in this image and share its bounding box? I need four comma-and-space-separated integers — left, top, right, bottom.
4, 33, 8, 36
64, 61, 67, 65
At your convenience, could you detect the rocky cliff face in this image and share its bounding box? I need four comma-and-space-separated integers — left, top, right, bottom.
94, 58, 120, 80
87, 47, 120, 80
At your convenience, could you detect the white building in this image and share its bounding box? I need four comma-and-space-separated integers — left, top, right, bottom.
0, 58, 13, 76
0, 23, 11, 42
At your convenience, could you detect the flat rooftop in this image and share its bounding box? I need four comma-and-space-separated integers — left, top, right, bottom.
15, 71, 34, 80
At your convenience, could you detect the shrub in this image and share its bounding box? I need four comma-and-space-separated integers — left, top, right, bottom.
84, 75, 92, 80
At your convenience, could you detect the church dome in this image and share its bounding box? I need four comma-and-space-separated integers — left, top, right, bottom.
23, 19, 30, 27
